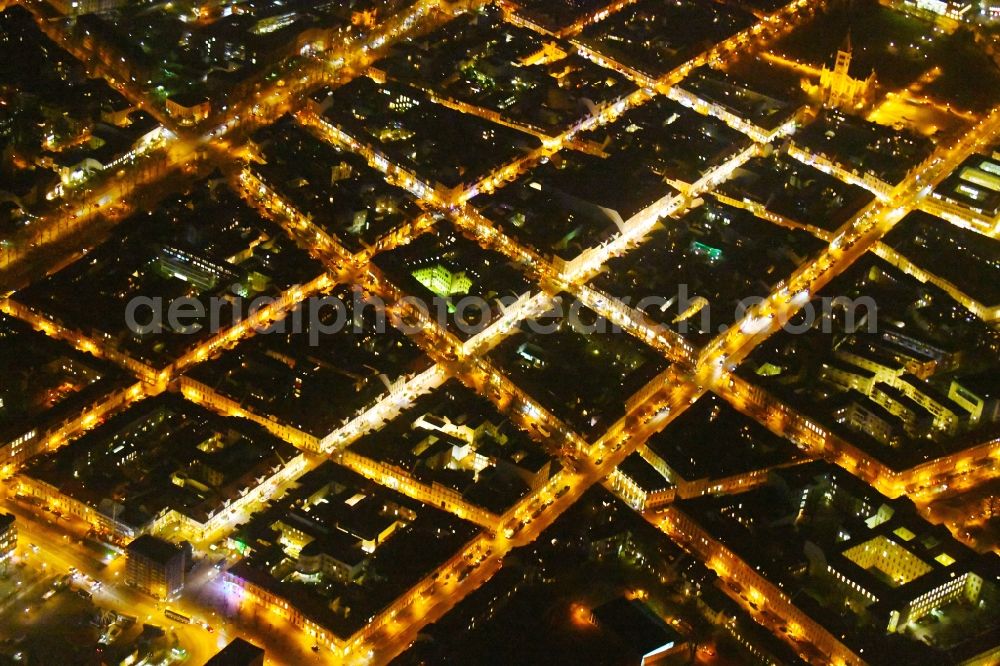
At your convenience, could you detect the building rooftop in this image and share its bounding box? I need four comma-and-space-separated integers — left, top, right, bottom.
204, 637, 265, 666
646, 394, 803, 482
953, 370, 1000, 400
350, 379, 555, 514
617, 452, 671, 493
592, 597, 683, 661
22, 394, 299, 535
126, 534, 183, 566
934, 153, 1000, 217
227, 460, 478, 640
674, 461, 1000, 661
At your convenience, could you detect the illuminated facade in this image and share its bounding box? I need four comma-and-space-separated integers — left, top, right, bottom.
14, 396, 306, 543
829, 526, 993, 632
155, 246, 237, 292
411, 264, 473, 298
608, 452, 674, 511
47, 0, 127, 15
811, 35, 876, 113
125, 534, 187, 601
165, 93, 212, 126
949, 376, 1000, 426
834, 398, 905, 447
887, 0, 973, 25
0, 513, 15, 573
666, 463, 1000, 663
3, 0, 1000, 661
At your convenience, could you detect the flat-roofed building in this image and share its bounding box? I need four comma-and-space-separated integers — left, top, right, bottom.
949, 372, 1000, 426
609, 452, 674, 511
591, 597, 686, 665
205, 638, 265, 666
0, 513, 15, 573
125, 534, 186, 600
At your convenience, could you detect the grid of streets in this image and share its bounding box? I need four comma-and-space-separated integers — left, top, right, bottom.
1, 0, 1000, 664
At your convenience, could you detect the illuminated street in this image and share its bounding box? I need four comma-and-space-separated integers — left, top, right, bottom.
2, 0, 1000, 664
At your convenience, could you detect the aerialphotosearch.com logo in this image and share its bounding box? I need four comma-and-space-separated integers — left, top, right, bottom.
124, 285, 879, 346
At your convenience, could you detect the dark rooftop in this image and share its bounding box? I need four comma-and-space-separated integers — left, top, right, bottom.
126, 534, 183, 566
204, 637, 265, 666
591, 597, 683, 659
617, 452, 671, 493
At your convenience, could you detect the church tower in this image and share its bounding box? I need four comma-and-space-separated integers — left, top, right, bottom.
828, 32, 854, 109
816, 30, 875, 112
834, 32, 853, 77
